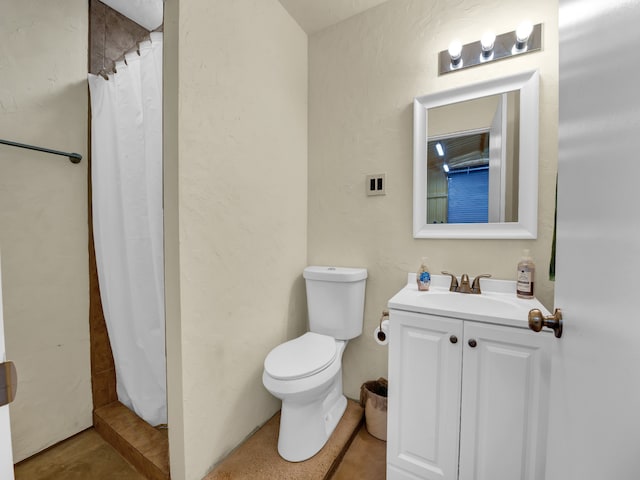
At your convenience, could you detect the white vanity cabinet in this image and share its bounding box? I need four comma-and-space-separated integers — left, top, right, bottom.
387, 304, 552, 480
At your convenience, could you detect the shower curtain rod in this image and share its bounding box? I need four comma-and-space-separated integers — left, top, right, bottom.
0, 138, 82, 164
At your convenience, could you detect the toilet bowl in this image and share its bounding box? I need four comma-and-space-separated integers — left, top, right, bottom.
262, 266, 367, 462
262, 332, 348, 462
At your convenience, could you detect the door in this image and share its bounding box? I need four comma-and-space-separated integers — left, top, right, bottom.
387, 310, 463, 480
459, 322, 551, 480
0, 253, 15, 479
545, 1, 640, 479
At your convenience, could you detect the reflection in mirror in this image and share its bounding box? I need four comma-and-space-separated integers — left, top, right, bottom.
413, 70, 539, 239
426, 91, 520, 224
428, 132, 490, 223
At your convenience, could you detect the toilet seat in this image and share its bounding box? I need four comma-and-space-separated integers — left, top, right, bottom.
264, 332, 337, 381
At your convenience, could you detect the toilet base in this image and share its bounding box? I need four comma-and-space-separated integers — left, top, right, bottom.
277, 380, 347, 462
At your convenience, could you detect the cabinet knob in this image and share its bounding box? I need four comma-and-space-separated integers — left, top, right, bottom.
449, 335, 458, 344
468, 339, 477, 348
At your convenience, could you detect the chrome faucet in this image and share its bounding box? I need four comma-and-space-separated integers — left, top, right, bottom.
442, 272, 491, 294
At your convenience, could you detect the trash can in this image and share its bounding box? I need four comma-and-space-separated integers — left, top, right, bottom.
360, 377, 388, 441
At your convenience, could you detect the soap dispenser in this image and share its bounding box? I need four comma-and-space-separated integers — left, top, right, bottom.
516, 249, 535, 299
417, 257, 431, 291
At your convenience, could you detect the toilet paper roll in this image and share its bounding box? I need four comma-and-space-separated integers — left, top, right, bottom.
374, 320, 390, 346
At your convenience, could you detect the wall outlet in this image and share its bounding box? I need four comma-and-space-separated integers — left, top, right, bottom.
366, 173, 386, 196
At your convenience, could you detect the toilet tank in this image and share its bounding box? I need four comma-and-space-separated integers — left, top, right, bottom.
303, 266, 367, 340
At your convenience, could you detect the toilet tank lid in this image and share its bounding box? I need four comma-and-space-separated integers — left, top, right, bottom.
303, 266, 367, 282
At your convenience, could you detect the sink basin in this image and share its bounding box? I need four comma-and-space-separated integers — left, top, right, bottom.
388, 274, 549, 328
416, 289, 532, 318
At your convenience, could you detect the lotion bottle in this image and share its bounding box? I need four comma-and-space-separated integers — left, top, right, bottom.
516, 249, 535, 299
417, 257, 431, 291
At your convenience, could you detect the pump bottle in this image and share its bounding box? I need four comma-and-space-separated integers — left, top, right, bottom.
516, 249, 535, 299
417, 257, 431, 291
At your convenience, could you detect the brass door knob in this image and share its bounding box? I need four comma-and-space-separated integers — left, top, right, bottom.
0, 361, 17, 407
528, 308, 563, 338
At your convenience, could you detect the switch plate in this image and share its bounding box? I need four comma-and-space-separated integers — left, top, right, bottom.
366, 173, 386, 196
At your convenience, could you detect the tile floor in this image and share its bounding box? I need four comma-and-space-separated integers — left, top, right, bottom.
14, 416, 386, 479
14, 429, 146, 480
206, 400, 377, 479
330, 425, 386, 480
93, 401, 169, 480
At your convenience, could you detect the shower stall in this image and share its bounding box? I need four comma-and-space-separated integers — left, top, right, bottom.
87, 1, 168, 477
89, 31, 166, 428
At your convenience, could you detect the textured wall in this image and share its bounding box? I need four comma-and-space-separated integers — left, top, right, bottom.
308, 0, 558, 400
164, 1, 308, 478
0, 0, 91, 462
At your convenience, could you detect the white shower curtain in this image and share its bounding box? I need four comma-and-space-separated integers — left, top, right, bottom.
88, 32, 166, 426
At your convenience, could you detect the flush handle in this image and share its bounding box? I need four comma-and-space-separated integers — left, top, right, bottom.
528, 308, 563, 338
0, 361, 17, 407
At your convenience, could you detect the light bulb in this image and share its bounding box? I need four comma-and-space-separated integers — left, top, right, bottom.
435, 142, 444, 157
516, 21, 533, 49
448, 40, 462, 66
481, 31, 496, 53
443, 163, 450, 173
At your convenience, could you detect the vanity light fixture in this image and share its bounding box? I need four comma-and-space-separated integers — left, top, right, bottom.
438, 22, 542, 75
435, 142, 445, 157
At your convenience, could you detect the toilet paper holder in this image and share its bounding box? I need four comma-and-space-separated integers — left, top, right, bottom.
377, 310, 390, 342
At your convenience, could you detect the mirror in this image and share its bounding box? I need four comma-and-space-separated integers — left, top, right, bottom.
413, 70, 539, 239
427, 91, 520, 224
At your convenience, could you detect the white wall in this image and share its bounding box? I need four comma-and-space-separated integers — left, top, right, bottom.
0, 0, 91, 462
164, 1, 308, 478
308, 0, 558, 400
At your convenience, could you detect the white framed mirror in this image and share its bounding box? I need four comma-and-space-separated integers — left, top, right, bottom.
413, 70, 539, 239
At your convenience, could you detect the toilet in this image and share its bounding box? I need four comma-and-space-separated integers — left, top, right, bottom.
262, 266, 367, 462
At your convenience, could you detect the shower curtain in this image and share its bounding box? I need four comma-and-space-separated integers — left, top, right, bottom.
88, 32, 166, 426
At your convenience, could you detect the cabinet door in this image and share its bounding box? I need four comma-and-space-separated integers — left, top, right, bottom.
458, 322, 551, 480
387, 310, 463, 480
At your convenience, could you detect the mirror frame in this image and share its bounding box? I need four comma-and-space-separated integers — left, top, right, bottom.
413, 70, 539, 239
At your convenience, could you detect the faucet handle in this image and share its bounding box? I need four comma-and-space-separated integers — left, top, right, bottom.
441, 271, 459, 292
471, 274, 492, 294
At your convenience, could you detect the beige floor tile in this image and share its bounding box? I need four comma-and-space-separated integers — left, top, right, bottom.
330, 426, 386, 480
14, 429, 145, 480
14, 400, 382, 480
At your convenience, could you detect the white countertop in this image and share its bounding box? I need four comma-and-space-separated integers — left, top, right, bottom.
388, 273, 550, 330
